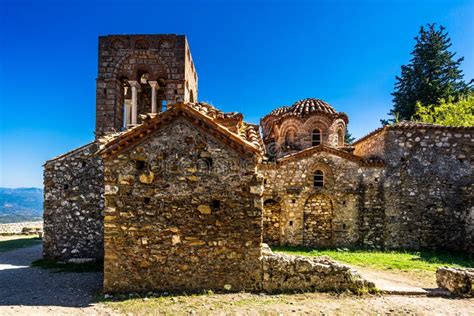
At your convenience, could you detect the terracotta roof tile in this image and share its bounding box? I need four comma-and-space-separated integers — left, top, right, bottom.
98, 103, 264, 158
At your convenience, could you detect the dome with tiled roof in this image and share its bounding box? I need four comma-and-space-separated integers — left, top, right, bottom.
288, 98, 337, 116
267, 106, 290, 117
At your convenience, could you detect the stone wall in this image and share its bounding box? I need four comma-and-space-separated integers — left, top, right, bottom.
261, 245, 374, 293
43, 142, 104, 260
353, 128, 387, 159
382, 126, 473, 253
436, 267, 474, 296
102, 118, 263, 293
260, 151, 384, 248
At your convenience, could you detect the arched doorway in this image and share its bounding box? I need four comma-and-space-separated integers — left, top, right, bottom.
303, 194, 333, 247
263, 199, 281, 245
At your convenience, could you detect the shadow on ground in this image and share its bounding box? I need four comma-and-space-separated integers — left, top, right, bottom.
0, 243, 102, 308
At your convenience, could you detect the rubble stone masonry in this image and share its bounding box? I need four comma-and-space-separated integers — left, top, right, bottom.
102, 118, 263, 293
43, 142, 104, 260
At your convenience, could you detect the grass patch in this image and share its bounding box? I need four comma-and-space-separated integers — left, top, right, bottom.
0, 236, 42, 252
31, 258, 103, 273
274, 246, 474, 271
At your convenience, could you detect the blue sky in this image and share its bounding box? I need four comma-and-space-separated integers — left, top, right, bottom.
0, 0, 473, 188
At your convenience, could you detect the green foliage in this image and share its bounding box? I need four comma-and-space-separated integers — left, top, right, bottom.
344, 129, 356, 144
415, 93, 474, 126
0, 236, 42, 252
31, 258, 103, 273
383, 24, 473, 125
274, 246, 473, 271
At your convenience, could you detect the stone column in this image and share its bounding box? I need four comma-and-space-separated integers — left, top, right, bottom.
128, 81, 141, 124
124, 99, 132, 126
149, 81, 159, 113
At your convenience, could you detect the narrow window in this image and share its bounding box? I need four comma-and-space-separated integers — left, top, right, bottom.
312, 129, 321, 146
285, 130, 296, 148
313, 170, 324, 188
338, 129, 344, 146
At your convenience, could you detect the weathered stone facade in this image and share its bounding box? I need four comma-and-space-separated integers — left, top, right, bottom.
43, 33, 473, 293
99, 106, 264, 293
43, 142, 104, 260
262, 245, 374, 293
354, 123, 474, 253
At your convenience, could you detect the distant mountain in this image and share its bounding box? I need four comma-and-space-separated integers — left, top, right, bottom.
0, 188, 43, 223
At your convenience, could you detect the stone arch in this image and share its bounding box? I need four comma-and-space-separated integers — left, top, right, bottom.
330, 119, 347, 147
111, 51, 170, 81
263, 198, 282, 246
302, 116, 331, 145
309, 163, 334, 189
303, 193, 334, 247
111, 38, 126, 50
134, 38, 149, 50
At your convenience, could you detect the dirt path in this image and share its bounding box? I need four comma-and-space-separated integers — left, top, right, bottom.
0, 244, 116, 315
349, 265, 439, 294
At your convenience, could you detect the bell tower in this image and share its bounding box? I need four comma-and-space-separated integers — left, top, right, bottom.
95, 34, 198, 138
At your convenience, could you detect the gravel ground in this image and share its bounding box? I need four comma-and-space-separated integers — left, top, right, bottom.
1, 244, 473, 315
0, 244, 115, 315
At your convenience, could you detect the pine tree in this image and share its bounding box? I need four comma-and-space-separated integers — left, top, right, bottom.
383, 24, 472, 125
345, 129, 356, 144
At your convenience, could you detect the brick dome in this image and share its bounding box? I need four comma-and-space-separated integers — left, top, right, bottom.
288, 98, 337, 116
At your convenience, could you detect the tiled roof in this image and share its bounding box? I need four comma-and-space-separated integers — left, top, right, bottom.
98, 103, 263, 158
275, 144, 385, 167
289, 98, 337, 115
261, 98, 349, 124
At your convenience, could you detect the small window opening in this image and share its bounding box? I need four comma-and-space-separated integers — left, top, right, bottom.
291, 199, 296, 204
342, 200, 346, 205
313, 170, 324, 188
211, 199, 221, 210
144, 197, 151, 204
263, 179, 267, 185
63, 184, 69, 190
136, 160, 146, 170
289, 221, 293, 226
342, 224, 346, 229
312, 129, 321, 146
338, 129, 344, 146
103, 88, 107, 94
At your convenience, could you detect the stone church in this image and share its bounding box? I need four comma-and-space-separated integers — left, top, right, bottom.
43, 34, 473, 292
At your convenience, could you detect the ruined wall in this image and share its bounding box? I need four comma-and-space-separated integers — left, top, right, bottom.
96, 34, 198, 137
383, 127, 474, 253
43, 142, 104, 260
103, 118, 263, 293
261, 245, 374, 293
260, 152, 384, 248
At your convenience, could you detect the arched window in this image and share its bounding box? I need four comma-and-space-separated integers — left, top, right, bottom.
312, 129, 321, 146
338, 129, 344, 146
313, 170, 324, 188
285, 129, 296, 147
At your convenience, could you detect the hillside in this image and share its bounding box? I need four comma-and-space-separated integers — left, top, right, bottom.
0, 188, 43, 223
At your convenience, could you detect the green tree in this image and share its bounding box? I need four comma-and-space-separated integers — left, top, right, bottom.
345, 129, 356, 144
415, 93, 474, 126
383, 24, 472, 125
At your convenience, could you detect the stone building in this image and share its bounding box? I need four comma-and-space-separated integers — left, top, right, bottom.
43, 34, 473, 292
